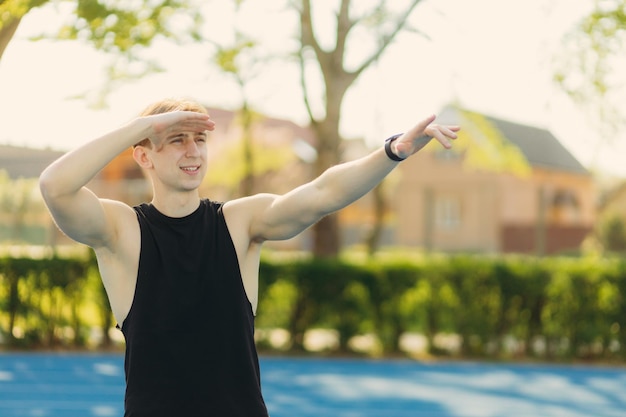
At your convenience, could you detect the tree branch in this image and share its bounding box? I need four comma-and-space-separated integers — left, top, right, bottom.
334, 0, 356, 64
298, 49, 318, 125
0, 16, 22, 62
352, 0, 425, 78
300, 0, 324, 57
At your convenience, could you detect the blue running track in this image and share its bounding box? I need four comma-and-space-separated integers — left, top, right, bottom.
0, 353, 624, 417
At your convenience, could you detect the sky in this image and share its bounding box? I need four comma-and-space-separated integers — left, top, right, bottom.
1, 0, 625, 178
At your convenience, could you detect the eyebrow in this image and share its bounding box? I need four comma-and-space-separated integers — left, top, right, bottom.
166, 133, 185, 140
165, 131, 208, 141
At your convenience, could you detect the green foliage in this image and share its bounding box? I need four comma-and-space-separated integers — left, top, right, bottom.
214, 36, 258, 76
253, 252, 626, 361
206, 133, 295, 190
554, 0, 626, 134
0, 170, 49, 245
1, 0, 205, 106
55, 0, 204, 52
0, 0, 49, 28
597, 213, 626, 254
453, 110, 532, 177
2, 252, 625, 363
0, 254, 98, 348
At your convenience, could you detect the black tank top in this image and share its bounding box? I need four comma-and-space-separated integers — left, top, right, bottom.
121, 199, 269, 417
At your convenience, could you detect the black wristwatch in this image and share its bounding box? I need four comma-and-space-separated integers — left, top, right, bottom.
384, 133, 405, 162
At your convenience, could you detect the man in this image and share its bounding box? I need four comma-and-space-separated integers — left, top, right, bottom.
39, 98, 460, 416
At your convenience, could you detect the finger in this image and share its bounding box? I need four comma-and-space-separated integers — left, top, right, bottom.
430, 129, 452, 149
407, 114, 437, 138
438, 125, 460, 139
177, 119, 214, 132
443, 125, 461, 135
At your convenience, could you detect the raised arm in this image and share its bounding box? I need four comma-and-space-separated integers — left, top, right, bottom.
239, 114, 459, 242
39, 111, 214, 248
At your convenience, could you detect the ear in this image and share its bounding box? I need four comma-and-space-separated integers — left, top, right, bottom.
132, 146, 153, 169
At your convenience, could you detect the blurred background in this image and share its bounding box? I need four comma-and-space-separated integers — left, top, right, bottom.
1, 0, 625, 362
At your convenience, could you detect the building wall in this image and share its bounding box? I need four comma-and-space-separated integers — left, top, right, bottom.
393, 148, 501, 252
496, 168, 595, 254
392, 147, 596, 254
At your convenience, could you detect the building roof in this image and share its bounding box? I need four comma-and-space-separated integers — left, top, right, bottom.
485, 115, 588, 175
0, 145, 64, 179
439, 106, 588, 175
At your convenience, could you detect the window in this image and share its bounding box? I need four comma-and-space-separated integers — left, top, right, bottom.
549, 189, 580, 224
435, 196, 461, 230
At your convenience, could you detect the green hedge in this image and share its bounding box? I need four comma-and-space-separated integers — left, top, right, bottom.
1, 252, 624, 361
257, 254, 626, 361
0, 254, 110, 349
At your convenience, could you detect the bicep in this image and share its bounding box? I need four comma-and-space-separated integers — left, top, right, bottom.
43, 186, 119, 248
247, 183, 332, 242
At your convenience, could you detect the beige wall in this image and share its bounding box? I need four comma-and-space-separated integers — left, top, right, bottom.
391, 147, 596, 253
393, 149, 501, 252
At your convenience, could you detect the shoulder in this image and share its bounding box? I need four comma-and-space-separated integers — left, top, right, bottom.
222, 193, 279, 242
223, 193, 277, 220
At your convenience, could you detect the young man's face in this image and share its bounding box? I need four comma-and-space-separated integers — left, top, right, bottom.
148, 130, 209, 192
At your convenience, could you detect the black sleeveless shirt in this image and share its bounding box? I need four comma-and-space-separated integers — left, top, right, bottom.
121, 199, 269, 417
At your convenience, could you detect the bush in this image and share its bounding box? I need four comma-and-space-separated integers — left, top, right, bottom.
1, 251, 624, 362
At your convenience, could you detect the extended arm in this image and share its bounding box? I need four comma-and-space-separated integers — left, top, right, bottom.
39, 111, 214, 248
243, 114, 459, 242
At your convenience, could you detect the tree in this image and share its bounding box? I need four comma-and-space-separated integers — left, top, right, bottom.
0, 0, 46, 61
211, 0, 271, 198
0, 170, 45, 244
214, 36, 258, 196
0, 0, 204, 104
296, 0, 425, 258
597, 213, 626, 254
554, 0, 626, 141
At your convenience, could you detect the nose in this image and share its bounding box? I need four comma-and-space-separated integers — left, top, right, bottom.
185, 139, 201, 157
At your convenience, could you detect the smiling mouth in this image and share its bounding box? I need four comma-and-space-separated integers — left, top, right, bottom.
180, 166, 200, 172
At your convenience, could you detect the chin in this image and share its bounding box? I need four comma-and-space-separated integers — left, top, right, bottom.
180, 183, 202, 192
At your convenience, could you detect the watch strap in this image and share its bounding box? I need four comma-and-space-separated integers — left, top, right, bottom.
384, 133, 405, 162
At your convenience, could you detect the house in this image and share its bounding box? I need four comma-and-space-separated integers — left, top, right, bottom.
0, 145, 66, 245
0, 145, 64, 179
391, 106, 596, 255
12, 105, 595, 255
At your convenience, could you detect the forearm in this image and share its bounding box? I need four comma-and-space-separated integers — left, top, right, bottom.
314, 115, 458, 212
39, 118, 149, 198
251, 116, 458, 242
314, 147, 399, 214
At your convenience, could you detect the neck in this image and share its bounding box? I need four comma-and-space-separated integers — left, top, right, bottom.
151, 192, 201, 218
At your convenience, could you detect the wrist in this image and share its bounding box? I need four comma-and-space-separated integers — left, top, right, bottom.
384, 134, 406, 162
128, 117, 154, 148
